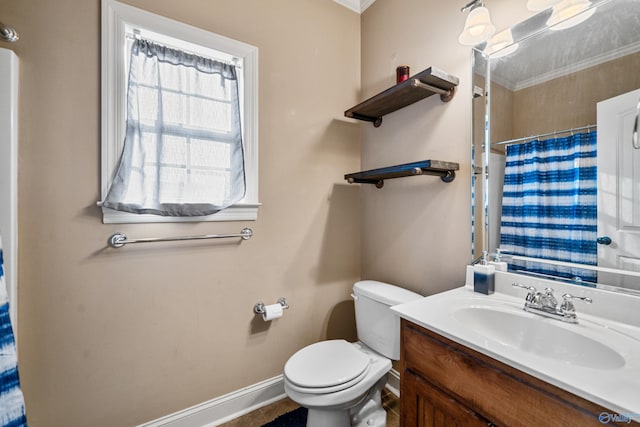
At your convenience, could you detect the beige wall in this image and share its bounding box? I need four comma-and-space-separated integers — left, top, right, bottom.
0, 0, 543, 424
512, 52, 640, 138
0, 0, 361, 425
359, 0, 533, 296
490, 81, 515, 151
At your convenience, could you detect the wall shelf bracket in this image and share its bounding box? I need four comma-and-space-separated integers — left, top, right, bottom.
345, 160, 459, 188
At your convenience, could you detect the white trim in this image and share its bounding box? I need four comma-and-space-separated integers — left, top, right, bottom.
0, 49, 19, 335
137, 375, 286, 427
386, 368, 400, 397
508, 41, 640, 92
333, 0, 377, 14
333, 0, 361, 13
360, 0, 377, 13
136, 370, 402, 427
101, 204, 260, 224
100, 0, 259, 224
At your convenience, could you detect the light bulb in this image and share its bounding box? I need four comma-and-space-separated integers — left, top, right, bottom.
484, 29, 519, 58
459, 6, 496, 46
547, 0, 595, 30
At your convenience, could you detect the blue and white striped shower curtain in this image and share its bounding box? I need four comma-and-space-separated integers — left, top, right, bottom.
0, 235, 26, 426
500, 131, 597, 283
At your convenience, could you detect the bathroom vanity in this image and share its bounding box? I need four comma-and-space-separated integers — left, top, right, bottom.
392, 270, 640, 427
401, 320, 632, 427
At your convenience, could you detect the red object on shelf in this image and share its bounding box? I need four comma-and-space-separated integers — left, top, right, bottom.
396, 65, 410, 83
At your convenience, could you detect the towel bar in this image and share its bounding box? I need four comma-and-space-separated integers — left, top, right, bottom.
108, 228, 253, 248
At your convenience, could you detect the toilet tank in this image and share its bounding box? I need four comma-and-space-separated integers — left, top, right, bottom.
352, 280, 422, 360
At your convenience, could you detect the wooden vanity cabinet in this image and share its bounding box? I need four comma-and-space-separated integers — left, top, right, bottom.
400, 319, 638, 427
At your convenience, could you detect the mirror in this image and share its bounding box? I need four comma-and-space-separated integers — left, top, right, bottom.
472, 0, 640, 292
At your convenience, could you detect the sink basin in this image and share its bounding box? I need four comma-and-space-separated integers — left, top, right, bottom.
391, 284, 640, 416
453, 306, 626, 370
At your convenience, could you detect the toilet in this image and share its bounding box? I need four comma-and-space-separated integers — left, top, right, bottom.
283, 280, 422, 427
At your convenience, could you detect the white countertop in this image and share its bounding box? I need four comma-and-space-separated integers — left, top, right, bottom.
391, 270, 640, 417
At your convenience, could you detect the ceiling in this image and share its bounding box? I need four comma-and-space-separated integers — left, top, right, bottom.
489, 0, 640, 90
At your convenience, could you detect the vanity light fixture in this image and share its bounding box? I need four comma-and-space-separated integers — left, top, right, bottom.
547, 0, 596, 30
460, 0, 593, 47
484, 28, 519, 58
526, 0, 561, 11
458, 0, 496, 46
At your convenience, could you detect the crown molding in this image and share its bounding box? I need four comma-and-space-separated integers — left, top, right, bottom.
511, 41, 640, 92
333, 0, 377, 14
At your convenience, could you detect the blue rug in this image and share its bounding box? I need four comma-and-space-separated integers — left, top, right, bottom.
261, 407, 308, 427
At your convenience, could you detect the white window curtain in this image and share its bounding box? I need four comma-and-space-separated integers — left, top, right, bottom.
103, 39, 246, 216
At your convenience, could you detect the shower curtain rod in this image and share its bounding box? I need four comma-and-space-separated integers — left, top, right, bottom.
493, 124, 596, 146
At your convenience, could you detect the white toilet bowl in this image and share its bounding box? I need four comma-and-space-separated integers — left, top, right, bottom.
283, 280, 423, 427
283, 340, 391, 427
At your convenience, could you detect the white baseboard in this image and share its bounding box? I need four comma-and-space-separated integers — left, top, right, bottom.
137, 375, 286, 427
386, 368, 400, 397
137, 368, 401, 427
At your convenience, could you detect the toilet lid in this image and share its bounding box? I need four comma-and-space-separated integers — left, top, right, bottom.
284, 340, 370, 389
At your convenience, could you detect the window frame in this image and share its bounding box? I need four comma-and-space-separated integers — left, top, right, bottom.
101, 0, 259, 223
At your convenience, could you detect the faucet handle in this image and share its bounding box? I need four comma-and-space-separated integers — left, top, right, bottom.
560, 293, 593, 313
512, 283, 538, 303
512, 283, 537, 292
542, 287, 558, 307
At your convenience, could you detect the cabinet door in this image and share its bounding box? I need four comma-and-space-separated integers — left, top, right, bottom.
402, 371, 492, 427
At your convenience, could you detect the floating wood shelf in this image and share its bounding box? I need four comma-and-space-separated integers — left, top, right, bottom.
344, 160, 460, 188
344, 67, 459, 127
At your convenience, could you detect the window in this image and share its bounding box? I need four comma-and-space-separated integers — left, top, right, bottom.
101, 0, 258, 223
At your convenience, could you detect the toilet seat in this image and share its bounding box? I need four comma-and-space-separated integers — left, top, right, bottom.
285, 365, 370, 394
284, 340, 370, 394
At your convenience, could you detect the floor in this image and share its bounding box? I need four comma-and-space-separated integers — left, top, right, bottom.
219, 388, 400, 427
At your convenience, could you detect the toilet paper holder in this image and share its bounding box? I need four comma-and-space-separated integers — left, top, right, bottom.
254, 297, 289, 315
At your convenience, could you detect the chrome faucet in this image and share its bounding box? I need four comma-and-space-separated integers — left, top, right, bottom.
559, 293, 593, 323
512, 283, 592, 323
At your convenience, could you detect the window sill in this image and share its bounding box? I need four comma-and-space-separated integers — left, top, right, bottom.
101, 203, 260, 224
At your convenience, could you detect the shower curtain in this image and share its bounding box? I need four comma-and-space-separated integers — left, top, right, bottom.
0, 235, 26, 426
500, 131, 597, 283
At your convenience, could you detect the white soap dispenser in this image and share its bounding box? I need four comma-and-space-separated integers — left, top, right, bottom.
473, 252, 495, 295
488, 248, 508, 272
